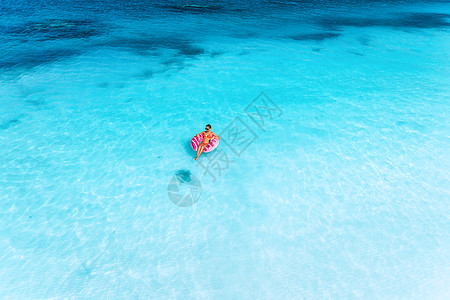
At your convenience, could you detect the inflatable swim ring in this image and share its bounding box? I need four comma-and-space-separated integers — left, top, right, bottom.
191, 135, 219, 153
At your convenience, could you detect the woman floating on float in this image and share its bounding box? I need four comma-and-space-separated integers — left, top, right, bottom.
191, 124, 220, 160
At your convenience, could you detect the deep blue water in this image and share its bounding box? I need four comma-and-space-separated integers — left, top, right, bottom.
1, 0, 449, 298
2, 0, 450, 72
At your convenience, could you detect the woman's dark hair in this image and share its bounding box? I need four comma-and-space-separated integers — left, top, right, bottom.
206, 124, 212, 129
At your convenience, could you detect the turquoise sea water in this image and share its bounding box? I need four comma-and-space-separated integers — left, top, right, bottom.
1, 0, 450, 298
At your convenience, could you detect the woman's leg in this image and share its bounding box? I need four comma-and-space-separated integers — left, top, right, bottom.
194, 144, 206, 160
194, 144, 205, 160
194, 144, 203, 160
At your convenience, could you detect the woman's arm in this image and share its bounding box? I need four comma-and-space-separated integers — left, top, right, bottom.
213, 133, 220, 140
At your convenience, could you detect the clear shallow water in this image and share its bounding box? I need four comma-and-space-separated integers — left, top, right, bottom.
1, 0, 450, 298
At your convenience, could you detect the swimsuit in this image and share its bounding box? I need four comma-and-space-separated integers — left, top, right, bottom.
201, 131, 214, 145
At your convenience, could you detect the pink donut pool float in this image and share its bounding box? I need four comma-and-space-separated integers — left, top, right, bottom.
191, 135, 220, 153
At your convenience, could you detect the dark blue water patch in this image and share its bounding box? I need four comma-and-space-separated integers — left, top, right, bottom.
357, 36, 371, 46
25, 98, 46, 107
158, 4, 224, 14
318, 12, 450, 30
348, 50, 364, 56
135, 69, 154, 79
96, 36, 206, 58
98, 37, 159, 54
210, 51, 223, 57
3, 19, 101, 42
401, 12, 450, 28
133, 68, 171, 79
176, 170, 192, 183
0, 18, 100, 72
156, 1, 251, 15
178, 44, 205, 56
269, 1, 300, 7
235, 29, 259, 37
162, 57, 183, 66
289, 32, 341, 41
0, 118, 21, 130
312, 47, 321, 52
0, 47, 81, 71
159, 58, 187, 74
98, 82, 110, 88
